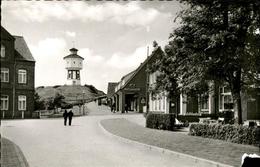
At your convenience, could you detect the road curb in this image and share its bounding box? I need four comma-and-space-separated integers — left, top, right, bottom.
99, 120, 234, 167
2, 137, 30, 167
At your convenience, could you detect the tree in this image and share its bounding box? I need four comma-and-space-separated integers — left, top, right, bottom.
147, 41, 181, 117
34, 92, 45, 111
45, 93, 66, 111
155, 0, 260, 124
53, 93, 65, 109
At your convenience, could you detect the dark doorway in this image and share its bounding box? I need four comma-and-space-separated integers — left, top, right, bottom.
125, 94, 138, 112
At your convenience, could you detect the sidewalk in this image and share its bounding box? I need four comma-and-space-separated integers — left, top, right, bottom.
100, 118, 259, 167
1, 137, 29, 167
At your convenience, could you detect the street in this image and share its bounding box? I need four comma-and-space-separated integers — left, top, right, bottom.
2, 109, 194, 167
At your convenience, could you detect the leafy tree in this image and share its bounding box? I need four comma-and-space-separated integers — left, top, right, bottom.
53, 93, 65, 109
46, 97, 55, 110
34, 92, 45, 111
45, 93, 66, 111
155, 0, 260, 124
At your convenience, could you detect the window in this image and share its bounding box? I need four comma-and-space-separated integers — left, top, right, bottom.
1, 45, 5, 58
76, 71, 80, 80
18, 96, 26, 111
73, 71, 76, 79
153, 73, 156, 83
154, 96, 157, 111
200, 94, 209, 110
162, 96, 166, 110
219, 86, 233, 111
1, 95, 8, 110
1, 68, 9, 82
18, 69, 27, 84
158, 96, 161, 111
68, 71, 72, 79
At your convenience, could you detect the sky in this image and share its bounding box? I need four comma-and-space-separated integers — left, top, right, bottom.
2, 0, 183, 93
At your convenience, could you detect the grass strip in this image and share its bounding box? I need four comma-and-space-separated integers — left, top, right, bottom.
101, 118, 259, 167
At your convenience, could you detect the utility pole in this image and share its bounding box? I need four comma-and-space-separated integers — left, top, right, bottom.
82, 90, 85, 115
146, 46, 150, 113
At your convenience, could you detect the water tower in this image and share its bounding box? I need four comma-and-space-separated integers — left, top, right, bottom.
63, 48, 84, 85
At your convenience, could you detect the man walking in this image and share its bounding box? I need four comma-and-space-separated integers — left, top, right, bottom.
63, 110, 68, 126
112, 102, 116, 113
68, 110, 74, 126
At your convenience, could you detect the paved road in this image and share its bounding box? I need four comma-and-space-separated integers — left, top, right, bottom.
2, 103, 194, 167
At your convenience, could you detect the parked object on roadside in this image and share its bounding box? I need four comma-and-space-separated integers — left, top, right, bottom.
63, 110, 68, 126
241, 153, 260, 167
174, 118, 186, 128
68, 110, 74, 126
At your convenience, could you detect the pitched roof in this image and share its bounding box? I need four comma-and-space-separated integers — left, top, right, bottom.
14, 36, 35, 62
107, 82, 118, 98
120, 46, 163, 90
63, 54, 84, 60
1, 26, 15, 41
121, 70, 136, 82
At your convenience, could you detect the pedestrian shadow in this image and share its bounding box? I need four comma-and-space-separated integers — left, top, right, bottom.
64, 125, 80, 127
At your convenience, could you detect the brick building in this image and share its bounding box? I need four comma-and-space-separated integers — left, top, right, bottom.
1, 26, 35, 119
110, 46, 163, 113
147, 48, 260, 123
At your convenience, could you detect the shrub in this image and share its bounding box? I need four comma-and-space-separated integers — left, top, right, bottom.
177, 115, 200, 123
189, 123, 260, 146
218, 111, 234, 124
146, 112, 175, 131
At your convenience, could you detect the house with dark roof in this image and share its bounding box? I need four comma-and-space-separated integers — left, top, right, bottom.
147, 47, 260, 124
1, 26, 35, 119
111, 46, 162, 113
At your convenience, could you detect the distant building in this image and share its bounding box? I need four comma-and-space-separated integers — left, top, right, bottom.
64, 48, 84, 85
1, 26, 35, 119
106, 82, 118, 107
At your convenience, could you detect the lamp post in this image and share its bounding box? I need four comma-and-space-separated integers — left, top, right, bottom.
83, 90, 85, 115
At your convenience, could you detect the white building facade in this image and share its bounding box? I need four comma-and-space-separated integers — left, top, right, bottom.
148, 71, 170, 113
148, 71, 239, 116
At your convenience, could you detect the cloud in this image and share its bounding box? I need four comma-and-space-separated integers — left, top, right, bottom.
29, 37, 165, 92
146, 26, 151, 32
78, 48, 104, 63
29, 38, 67, 87
76, 45, 152, 92
106, 45, 150, 69
65, 31, 76, 38
2, 1, 167, 26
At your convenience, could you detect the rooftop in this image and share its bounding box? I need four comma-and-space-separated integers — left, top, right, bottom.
107, 82, 118, 98
14, 36, 35, 62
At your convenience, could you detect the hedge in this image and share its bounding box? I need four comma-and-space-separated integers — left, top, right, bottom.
146, 112, 175, 131
189, 123, 260, 146
177, 111, 234, 124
